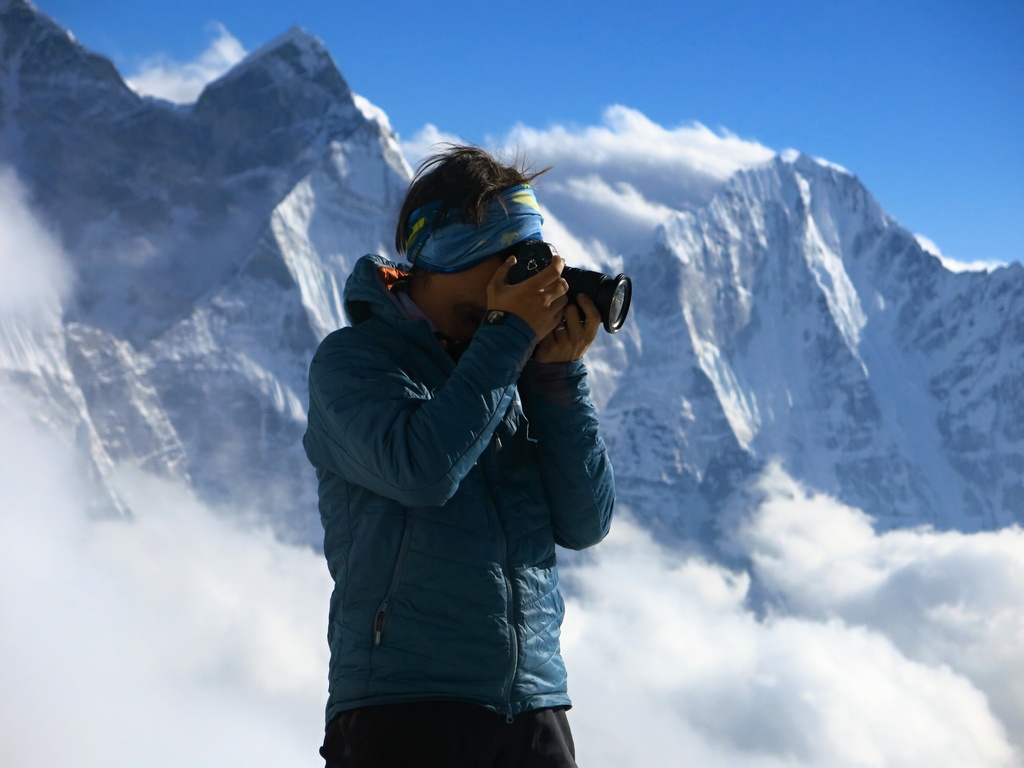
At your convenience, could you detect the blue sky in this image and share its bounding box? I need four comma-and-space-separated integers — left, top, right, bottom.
33, 0, 1024, 266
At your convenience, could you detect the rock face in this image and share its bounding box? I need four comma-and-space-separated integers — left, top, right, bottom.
603, 154, 1022, 540
1, 1, 411, 540
2, 1, 1021, 546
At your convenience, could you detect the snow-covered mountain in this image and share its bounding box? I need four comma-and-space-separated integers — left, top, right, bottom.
605, 153, 1022, 540
2, 0, 1021, 547
1, 0, 409, 541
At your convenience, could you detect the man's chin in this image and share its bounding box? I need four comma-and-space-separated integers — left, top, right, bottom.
453, 303, 487, 337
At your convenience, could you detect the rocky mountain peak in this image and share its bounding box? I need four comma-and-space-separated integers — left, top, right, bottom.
192, 27, 358, 175
212, 26, 346, 92
1, 1, 139, 133
0, 8, 394, 347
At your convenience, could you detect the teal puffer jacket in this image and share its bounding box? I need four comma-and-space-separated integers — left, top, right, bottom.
303, 254, 615, 725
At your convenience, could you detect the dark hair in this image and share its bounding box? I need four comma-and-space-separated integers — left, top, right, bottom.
395, 144, 549, 255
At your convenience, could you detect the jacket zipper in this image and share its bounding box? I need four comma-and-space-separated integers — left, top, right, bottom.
500, 568, 518, 723
488, 431, 518, 722
373, 523, 413, 646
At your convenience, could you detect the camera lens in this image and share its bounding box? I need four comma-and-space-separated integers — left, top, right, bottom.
562, 267, 632, 334
606, 275, 631, 333
505, 241, 632, 333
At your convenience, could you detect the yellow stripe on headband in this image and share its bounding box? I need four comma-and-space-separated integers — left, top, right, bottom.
510, 188, 540, 211
406, 214, 428, 249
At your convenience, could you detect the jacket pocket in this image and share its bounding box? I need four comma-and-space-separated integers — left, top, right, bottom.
373, 522, 413, 646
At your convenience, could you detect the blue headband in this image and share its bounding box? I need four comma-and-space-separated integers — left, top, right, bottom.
405, 184, 544, 273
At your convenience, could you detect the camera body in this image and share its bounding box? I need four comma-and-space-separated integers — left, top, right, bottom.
505, 240, 632, 334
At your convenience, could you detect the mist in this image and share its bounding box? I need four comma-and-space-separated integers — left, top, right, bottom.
0, 168, 70, 313
562, 469, 1023, 767
3, 394, 1021, 766
2, 95, 1022, 765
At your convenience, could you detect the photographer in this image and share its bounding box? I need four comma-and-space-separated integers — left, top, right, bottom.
303, 145, 615, 767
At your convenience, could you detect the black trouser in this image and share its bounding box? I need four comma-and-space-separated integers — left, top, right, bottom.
319, 701, 578, 768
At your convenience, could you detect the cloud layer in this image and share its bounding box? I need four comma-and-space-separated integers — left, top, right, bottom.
562, 467, 1023, 767
0, 394, 332, 766
3, 404, 1021, 767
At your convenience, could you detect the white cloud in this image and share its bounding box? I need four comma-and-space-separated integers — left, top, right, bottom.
400, 123, 477, 172
0, 167, 71, 315
939, 255, 1009, 274
535, 173, 677, 255
915, 234, 1009, 273
1, 198, 329, 766
497, 106, 774, 210
401, 107, 775, 256
564, 493, 1022, 767
0, 394, 332, 767
126, 22, 247, 103
3, 399, 1022, 766
551, 174, 675, 230
734, 463, 1024, 755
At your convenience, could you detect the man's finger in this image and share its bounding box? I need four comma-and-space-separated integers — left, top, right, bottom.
520, 254, 564, 288
494, 255, 517, 285
561, 303, 584, 342
574, 293, 602, 340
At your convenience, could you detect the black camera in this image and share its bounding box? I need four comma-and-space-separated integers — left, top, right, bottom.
505, 240, 632, 333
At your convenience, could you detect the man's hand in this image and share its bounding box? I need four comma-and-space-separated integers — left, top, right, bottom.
487, 255, 570, 340
533, 293, 601, 362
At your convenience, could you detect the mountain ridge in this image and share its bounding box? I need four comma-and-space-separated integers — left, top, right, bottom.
601, 153, 1022, 540
1, 3, 1021, 547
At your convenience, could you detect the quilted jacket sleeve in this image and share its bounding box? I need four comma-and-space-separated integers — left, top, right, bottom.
518, 359, 615, 550
304, 315, 537, 508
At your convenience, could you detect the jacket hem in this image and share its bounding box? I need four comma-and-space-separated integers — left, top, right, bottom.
326, 691, 572, 727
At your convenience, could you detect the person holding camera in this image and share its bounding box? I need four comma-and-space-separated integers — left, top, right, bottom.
303, 144, 616, 767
